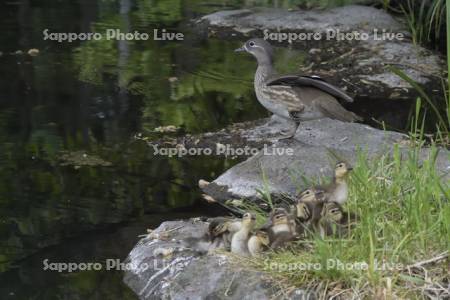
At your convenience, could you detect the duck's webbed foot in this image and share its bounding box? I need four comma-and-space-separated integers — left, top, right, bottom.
278, 121, 299, 140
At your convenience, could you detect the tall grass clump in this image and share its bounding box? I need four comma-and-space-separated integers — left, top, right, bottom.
239, 146, 449, 298
389, 66, 449, 143
397, 0, 446, 46
387, 0, 449, 143
388, 0, 450, 143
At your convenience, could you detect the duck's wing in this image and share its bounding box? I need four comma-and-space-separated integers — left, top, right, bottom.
260, 85, 306, 111
314, 98, 363, 122
265, 75, 354, 103
208, 217, 234, 236
278, 192, 297, 204
269, 231, 295, 249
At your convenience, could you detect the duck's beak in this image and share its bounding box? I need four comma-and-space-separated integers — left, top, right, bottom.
234, 46, 246, 53
348, 167, 353, 171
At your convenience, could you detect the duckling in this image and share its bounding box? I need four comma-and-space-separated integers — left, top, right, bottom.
295, 201, 323, 222
319, 202, 359, 237
262, 208, 297, 249
287, 204, 304, 238
317, 161, 353, 204
208, 216, 241, 249
231, 212, 256, 256
297, 187, 325, 203
294, 188, 325, 222
247, 230, 270, 257
295, 200, 325, 235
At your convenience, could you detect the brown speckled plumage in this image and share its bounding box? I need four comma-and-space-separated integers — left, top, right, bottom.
237, 39, 362, 126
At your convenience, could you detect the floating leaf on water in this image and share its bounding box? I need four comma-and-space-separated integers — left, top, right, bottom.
58, 151, 112, 167
153, 125, 179, 133
309, 48, 321, 55
27, 49, 40, 56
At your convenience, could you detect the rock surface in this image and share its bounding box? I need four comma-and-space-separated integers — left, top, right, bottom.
202, 5, 403, 34
123, 220, 300, 300
144, 114, 449, 204
202, 117, 449, 202
198, 5, 445, 128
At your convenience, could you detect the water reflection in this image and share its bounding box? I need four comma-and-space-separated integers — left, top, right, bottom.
0, 0, 248, 259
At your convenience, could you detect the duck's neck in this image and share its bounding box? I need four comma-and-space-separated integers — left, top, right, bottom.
335, 176, 347, 185
239, 225, 252, 235
237, 221, 252, 236
255, 62, 275, 88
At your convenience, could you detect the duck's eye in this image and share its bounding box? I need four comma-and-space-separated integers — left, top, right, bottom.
249, 41, 255, 47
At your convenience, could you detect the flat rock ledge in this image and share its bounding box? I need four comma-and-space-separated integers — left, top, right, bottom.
123, 220, 310, 300
201, 117, 450, 202
198, 5, 445, 108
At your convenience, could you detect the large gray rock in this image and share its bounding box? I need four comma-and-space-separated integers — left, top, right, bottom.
123, 220, 306, 300
202, 117, 449, 202
202, 5, 403, 34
